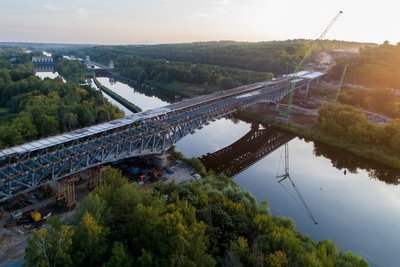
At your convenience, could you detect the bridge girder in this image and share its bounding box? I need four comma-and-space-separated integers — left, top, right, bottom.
0, 80, 306, 202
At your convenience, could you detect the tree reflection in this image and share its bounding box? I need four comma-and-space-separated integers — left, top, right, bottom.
312, 140, 400, 185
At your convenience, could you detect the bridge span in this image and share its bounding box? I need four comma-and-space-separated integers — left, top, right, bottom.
0, 74, 318, 202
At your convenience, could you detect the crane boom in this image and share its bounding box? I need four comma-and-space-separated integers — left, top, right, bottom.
276, 143, 318, 225
284, 11, 343, 116
287, 176, 318, 225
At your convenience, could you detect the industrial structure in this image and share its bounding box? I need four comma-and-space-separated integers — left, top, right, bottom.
31, 56, 53, 64
0, 72, 323, 202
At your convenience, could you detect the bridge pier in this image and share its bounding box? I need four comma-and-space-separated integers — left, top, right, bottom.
56, 175, 79, 210
152, 154, 169, 170
87, 166, 108, 190
305, 81, 311, 98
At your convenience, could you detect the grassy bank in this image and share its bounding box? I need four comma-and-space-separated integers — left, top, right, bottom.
93, 77, 142, 113
238, 110, 400, 170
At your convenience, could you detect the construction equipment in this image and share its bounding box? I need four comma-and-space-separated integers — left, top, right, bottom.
30, 211, 41, 222
276, 143, 318, 225
283, 11, 343, 116
335, 64, 348, 102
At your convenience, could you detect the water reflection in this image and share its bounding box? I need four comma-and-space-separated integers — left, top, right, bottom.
34, 65, 54, 72
201, 124, 293, 177
312, 140, 400, 185
116, 77, 177, 103
96, 77, 169, 112
34, 65, 65, 82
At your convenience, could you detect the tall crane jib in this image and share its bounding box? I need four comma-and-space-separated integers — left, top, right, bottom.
283, 10, 343, 116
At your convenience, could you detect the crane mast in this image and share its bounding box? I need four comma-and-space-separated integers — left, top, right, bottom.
276, 143, 318, 225
284, 11, 343, 116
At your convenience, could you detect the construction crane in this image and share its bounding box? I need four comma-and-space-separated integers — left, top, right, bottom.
276, 143, 318, 225
283, 10, 343, 116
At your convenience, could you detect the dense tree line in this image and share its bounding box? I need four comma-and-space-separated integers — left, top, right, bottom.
313, 141, 400, 185
0, 49, 123, 148
338, 87, 400, 118
318, 103, 400, 155
329, 42, 400, 89
116, 56, 272, 92
59, 40, 368, 97
56, 58, 92, 84
25, 168, 367, 267
70, 40, 369, 74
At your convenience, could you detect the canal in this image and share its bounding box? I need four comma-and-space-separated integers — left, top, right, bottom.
91, 77, 400, 266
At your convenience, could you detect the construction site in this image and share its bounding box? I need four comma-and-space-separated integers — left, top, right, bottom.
0, 153, 198, 266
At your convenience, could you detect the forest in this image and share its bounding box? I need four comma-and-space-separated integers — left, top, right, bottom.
69, 40, 369, 73
328, 42, 400, 117
0, 48, 123, 148
329, 42, 400, 89
318, 103, 400, 159
60, 40, 368, 97
25, 167, 367, 267
56, 58, 92, 84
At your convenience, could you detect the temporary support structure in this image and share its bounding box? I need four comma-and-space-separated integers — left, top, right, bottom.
56, 174, 80, 210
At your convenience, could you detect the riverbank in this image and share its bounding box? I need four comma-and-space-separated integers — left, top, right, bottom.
93, 77, 142, 113
237, 108, 400, 170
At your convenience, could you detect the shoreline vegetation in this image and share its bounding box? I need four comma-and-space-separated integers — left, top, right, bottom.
237, 109, 400, 171
25, 158, 368, 266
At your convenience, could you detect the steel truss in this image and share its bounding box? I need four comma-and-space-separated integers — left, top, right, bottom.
0, 80, 304, 202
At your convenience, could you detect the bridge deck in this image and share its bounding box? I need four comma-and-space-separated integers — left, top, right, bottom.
0, 70, 325, 160
0, 80, 279, 160
0, 70, 325, 202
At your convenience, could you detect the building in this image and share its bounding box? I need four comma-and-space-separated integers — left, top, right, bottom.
32, 56, 53, 64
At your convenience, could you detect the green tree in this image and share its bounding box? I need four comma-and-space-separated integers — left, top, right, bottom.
73, 213, 108, 267
25, 218, 74, 267
105, 242, 133, 267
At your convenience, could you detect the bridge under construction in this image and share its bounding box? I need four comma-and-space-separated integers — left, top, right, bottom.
0, 72, 323, 202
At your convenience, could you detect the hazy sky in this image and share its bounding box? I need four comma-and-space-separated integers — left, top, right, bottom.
1, 0, 398, 45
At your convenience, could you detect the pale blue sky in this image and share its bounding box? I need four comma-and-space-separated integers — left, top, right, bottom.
0, 0, 399, 44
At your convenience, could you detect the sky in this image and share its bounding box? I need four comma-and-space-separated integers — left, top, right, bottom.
0, 0, 399, 45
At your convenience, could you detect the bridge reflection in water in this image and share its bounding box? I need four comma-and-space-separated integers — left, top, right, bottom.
201, 123, 293, 177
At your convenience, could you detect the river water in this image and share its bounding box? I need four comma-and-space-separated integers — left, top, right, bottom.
84, 77, 400, 266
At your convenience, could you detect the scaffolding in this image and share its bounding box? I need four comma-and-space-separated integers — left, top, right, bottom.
87, 166, 108, 190
56, 175, 79, 210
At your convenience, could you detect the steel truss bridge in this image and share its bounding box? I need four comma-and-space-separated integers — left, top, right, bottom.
201, 123, 294, 177
0, 75, 319, 202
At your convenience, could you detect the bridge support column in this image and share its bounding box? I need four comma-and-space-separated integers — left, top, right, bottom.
152, 154, 169, 170
87, 166, 108, 190
306, 81, 311, 98
56, 175, 79, 210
